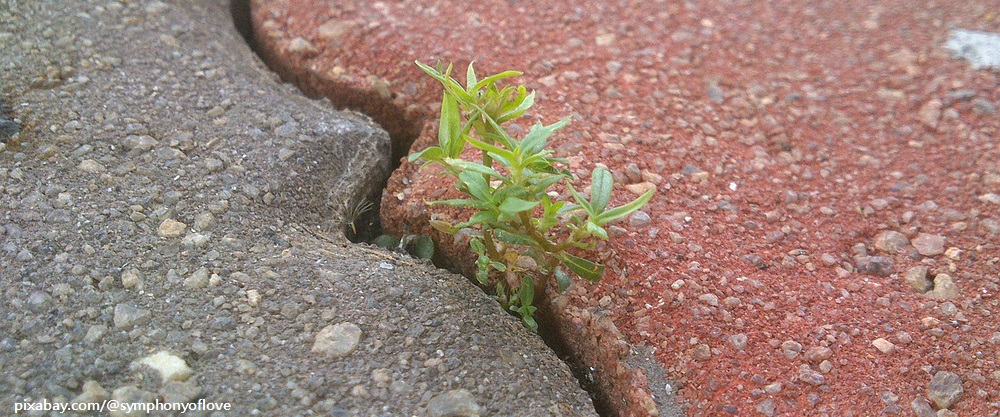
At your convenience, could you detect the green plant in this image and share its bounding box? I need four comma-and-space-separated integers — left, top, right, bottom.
409, 61, 654, 330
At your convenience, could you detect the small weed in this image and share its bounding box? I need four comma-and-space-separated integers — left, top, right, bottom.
409, 61, 653, 330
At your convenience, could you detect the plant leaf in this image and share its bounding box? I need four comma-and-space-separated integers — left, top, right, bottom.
438, 93, 463, 157
473, 70, 523, 92
567, 183, 594, 215
407, 146, 445, 164
521, 117, 570, 155
466, 61, 477, 92
493, 230, 537, 247
428, 198, 491, 209
446, 159, 507, 180
498, 197, 540, 215
590, 166, 613, 213
560, 252, 605, 282
457, 170, 492, 201
595, 188, 655, 225
554, 268, 572, 293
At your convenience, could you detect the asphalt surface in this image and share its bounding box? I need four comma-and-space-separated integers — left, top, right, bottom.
0, 0, 600, 415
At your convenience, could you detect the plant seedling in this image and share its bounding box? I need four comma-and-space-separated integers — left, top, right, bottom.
409, 61, 654, 330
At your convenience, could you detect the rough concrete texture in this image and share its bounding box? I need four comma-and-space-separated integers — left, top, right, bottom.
0, 0, 598, 416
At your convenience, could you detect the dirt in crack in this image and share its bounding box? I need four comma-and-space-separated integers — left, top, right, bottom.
230, 1, 615, 414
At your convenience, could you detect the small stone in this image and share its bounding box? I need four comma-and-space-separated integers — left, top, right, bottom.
26, 290, 53, 313
979, 193, 1000, 205
246, 289, 261, 307
730, 333, 748, 351
181, 233, 210, 249
926, 274, 959, 300
872, 338, 896, 354
764, 382, 782, 394
77, 159, 106, 173
158, 219, 187, 238
83, 325, 108, 344
123, 135, 157, 152
160, 379, 201, 403
694, 343, 712, 360
193, 212, 216, 230
121, 268, 143, 289
278, 148, 295, 161
625, 181, 656, 196
317, 19, 353, 41
798, 365, 825, 386
287, 37, 317, 54
629, 210, 652, 228
113, 302, 151, 329
312, 322, 362, 358
138, 351, 194, 383
818, 360, 834, 373
917, 99, 943, 129
905, 266, 932, 293
781, 340, 802, 359
910, 397, 936, 417
110, 386, 154, 417
427, 389, 482, 417
927, 371, 963, 409
184, 267, 210, 289
804, 346, 832, 363
854, 255, 894, 276
699, 293, 719, 306
912, 233, 945, 256
873, 231, 910, 253
756, 399, 776, 417
71, 380, 110, 405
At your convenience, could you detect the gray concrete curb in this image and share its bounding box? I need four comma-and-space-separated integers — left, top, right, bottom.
0, 0, 597, 415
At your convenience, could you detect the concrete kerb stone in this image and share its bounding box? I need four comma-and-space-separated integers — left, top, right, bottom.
0, 0, 596, 415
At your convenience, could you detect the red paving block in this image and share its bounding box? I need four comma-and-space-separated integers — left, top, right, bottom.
252, 0, 1000, 415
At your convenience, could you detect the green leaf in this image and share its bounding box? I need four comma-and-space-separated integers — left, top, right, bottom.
498, 197, 540, 215
567, 184, 594, 215
428, 198, 491, 209
457, 170, 492, 201
466, 62, 477, 92
407, 146, 445, 164
521, 117, 570, 155
439, 93, 463, 157
455, 211, 499, 229
405, 235, 435, 260
466, 136, 516, 165
560, 253, 605, 282
470, 238, 486, 255
595, 188, 655, 225
590, 166, 613, 213
494, 230, 537, 247
446, 159, 507, 180
554, 268, 572, 293
496, 90, 535, 124
473, 70, 523, 92
519, 276, 535, 306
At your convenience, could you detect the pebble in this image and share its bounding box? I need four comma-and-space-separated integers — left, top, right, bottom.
797, 365, 825, 386
426, 389, 482, 417
287, 37, 317, 54
917, 99, 942, 129
927, 371, 963, 409
158, 219, 187, 238
184, 267, 210, 289
912, 233, 945, 256
27, 290, 53, 313
625, 181, 656, 196
854, 255, 893, 276
781, 340, 802, 359
818, 360, 833, 373
71, 380, 110, 405
137, 351, 194, 383
110, 386, 154, 417
84, 325, 109, 344
756, 399, 776, 417
905, 266, 932, 293
730, 333, 748, 351
804, 346, 832, 363
629, 210, 651, 228
77, 159, 106, 173
872, 338, 896, 354
311, 322, 362, 358
160, 379, 202, 403
698, 293, 719, 306
113, 302, 151, 329
979, 193, 1000, 205
926, 274, 959, 299
193, 212, 216, 230
910, 397, 936, 417
121, 268, 143, 289
873, 230, 909, 253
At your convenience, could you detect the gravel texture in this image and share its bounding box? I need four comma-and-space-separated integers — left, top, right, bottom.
247, 0, 1000, 416
0, 0, 597, 415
